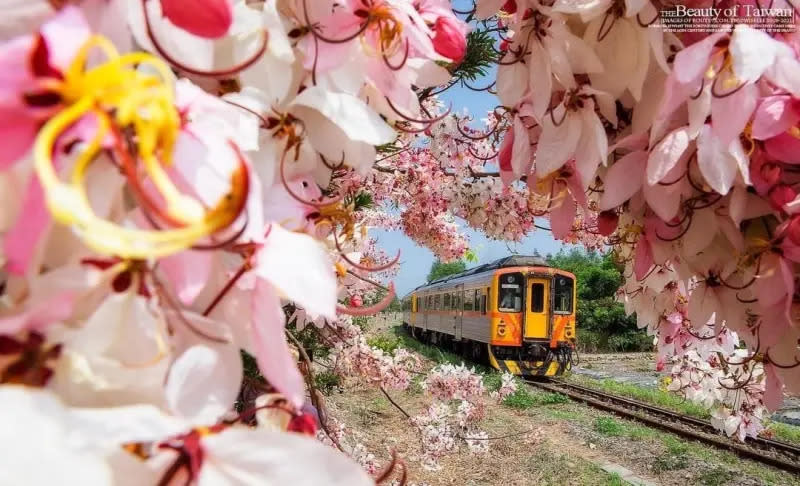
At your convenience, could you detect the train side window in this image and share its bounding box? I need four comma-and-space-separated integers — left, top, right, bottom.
434, 294, 440, 310
497, 273, 523, 312
553, 276, 574, 314
530, 283, 544, 313
443, 293, 450, 310
464, 290, 474, 311
480, 290, 487, 315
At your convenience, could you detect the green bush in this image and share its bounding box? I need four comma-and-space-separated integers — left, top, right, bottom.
314, 371, 342, 394
502, 387, 569, 409
593, 416, 624, 436
535, 391, 569, 405
503, 388, 537, 409
482, 373, 502, 392
547, 249, 650, 353
366, 335, 401, 354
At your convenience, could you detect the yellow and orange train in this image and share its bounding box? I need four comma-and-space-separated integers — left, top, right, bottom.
401, 255, 577, 377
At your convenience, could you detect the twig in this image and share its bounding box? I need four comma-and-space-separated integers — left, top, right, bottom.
380, 386, 411, 419
457, 428, 535, 441
286, 329, 344, 451
346, 269, 391, 292
203, 257, 251, 316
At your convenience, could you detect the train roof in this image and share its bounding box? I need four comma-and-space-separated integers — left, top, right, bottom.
409, 255, 549, 294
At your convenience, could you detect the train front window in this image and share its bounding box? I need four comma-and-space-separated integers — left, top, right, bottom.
553, 275, 574, 314
530, 283, 544, 313
497, 273, 523, 312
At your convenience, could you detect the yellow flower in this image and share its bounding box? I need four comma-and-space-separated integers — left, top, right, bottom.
34, 36, 247, 259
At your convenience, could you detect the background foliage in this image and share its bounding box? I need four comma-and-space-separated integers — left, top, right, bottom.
546, 249, 651, 353
426, 259, 467, 282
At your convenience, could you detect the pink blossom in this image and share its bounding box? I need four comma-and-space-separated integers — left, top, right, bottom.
160, 0, 233, 39
431, 15, 467, 63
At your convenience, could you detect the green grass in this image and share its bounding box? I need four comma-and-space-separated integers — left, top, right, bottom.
567, 374, 711, 419
651, 436, 690, 472
391, 326, 468, 366
502, 387, 570, 410
369, 396, 389, 411
525, 444, 633, 486
697, 467, 735, 486
407, 375, 425, 395
540, 407, 585, 421
482, 372, 502, 391
606, 473, 625, 486
594, 417, 625, 436
568, 373, 800, 448
595, 415, 798, 484
765, 420, 800, 445
366, 335, 400, 354
503, 387, 537, 409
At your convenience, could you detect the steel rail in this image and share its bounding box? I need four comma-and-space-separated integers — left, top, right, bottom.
525, 378, 800, 475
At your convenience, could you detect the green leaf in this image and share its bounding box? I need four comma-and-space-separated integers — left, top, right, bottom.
451, 29, 498, 82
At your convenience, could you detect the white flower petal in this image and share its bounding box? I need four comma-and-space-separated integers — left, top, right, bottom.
647, 126, 691, 185
255, 224, 336, 318
290, 87, 395, 146
201, 428, 374, 486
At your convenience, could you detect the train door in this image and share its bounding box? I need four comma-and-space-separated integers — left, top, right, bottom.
454, 284, 463, 340
423, 294, 429, 331
525, 276, 550, 339
411, 295, 417, 326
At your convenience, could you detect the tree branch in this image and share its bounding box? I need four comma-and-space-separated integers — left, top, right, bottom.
380, 386, 411, 419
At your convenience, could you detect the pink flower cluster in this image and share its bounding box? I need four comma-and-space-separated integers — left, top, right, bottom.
422, 363, 487, 401
329, 318, 422, 391
489, 372, 519, 402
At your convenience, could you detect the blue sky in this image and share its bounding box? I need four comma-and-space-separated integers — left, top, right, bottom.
372, 227, 578, 297
369, 39, 576, 297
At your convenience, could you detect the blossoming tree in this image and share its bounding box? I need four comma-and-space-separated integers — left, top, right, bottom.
0, 0, 799, 482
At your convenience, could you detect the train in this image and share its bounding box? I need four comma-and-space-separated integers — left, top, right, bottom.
401, 255, 577, 377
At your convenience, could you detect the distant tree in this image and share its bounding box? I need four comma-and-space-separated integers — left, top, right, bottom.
387, 296, 402, 312
427, 259, 467, 282
547, 249, 621, 300
547, 249, 648, 353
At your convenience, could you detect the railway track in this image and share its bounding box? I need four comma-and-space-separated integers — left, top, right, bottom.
526, 378, 800, 475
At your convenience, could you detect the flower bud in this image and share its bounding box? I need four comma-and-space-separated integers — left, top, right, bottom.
432, 16, 467, 63
502, 0, 517, 14
287, 412, 317, 436
160, 0, 233, 39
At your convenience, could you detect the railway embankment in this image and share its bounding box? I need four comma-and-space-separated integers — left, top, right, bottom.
314, 315, 800, 486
